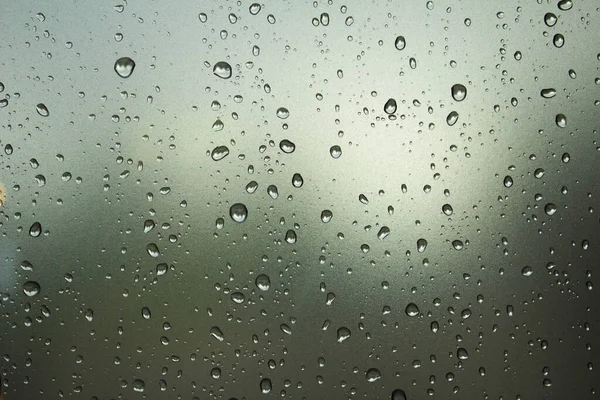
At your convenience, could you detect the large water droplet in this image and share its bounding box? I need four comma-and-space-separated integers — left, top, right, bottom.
255, 274, 271, 291
541, 88, 556, 98
249, 3, 261, 15
267, 185, 279, 199
503, 175, 513, 188
230, 203, 248, 223
405, 303, 420, 317
442, 204, 453, 216
366, 368, 382, 382
544, 12, 557, 26
451, 84, 467, 101
276, 107, 289, 119
321, 209, 333, 223
553, 33, 565, 48
555, 114, 567, 128
210, 326, 224, 341
377, 226, 390, 240
391, 389, 408, 400
330, 145, 342, 159
132, 379, 145, 393
544, 203, 557, 216
557, 0, 573, 11
211, 145, 230, 161
36, 103, 49, 117
417, 238, 428, 253
260, 378, 272, 394
114, 57, 135, 78
446, 111, 459, 126
23, 281, 41, 297
384, 98, 397, 114
337, 327, 351, 342
292, 173, 304, 188
29, 222, 42, 237
279, 139, 296, 153
394, 35, 406, 50
213, 61, 232, 79
285, 229, 297, 244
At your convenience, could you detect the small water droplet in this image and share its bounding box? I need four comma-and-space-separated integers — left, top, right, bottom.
231, 292, 245, 303
230, 203, 248, 223
213, 61, 232, 79
521, 265, 533, 276
36, 13, 46, 22
246, 181, 258, 194
212, 119, 224, 131
114, 57, 135, 78
198, 12, 208, 22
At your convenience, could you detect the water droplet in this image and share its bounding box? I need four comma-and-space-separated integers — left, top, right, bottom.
541, 88, 556, 98
210, 326, 224, 341
146, 243, 160, 257
337, 327, 351, 342
503, 175, 513, 188
114, 57, 135, 78
544, 12, 557, 26
36, 13, 45, 22
36, 103, 49, 117
285, 229, 297, 244
132, 379, 145, 393
276, 107, 289, 119
29, 222, 42, 237
384, 98, 397, 114
521, 265, 533, 276
143, 219, 155, 233
321, 210, 333, 223
569, 69, 577, 79
279, 139, 296, 153
246, 181, 258, 194
457, 348, 469, 360
212, 119, 224, 131
229, 203, 248, 223
377, 226, 390, 240
255, 274, 271, 291
211, 145, 230, 161
267, 185, 279, 199
20, 261, 33, 271
366, 368, 382, 382
320, 12, 330, 26
451, 84, 467, 101
452, 240, 464, 250
417, 238, 428, 253
156, 263, 168, 276
23, 281, 41, 297
446, 111, 459, 126
198, 12, 208, 22
442, 204, 453, 216
391, 389, 408, 400
260, 378, 272, 394
213, 61, 232, 79
544, 203, 557, 216
405, 303, 420, 317
394, 35, 406, 50
231, 292, 245, 304
553, 33, 565, 48
557, 0, 573, 11
292, 173, 304, 188
249, 3, 261, 15
555, 114, 567, 127
330, 145, 342, 159
141, 307, 151, 319
211, 367, 222, 379
561, 152, 570, 163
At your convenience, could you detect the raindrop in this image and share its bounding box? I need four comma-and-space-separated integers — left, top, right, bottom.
405, 303, 420, 317
210, 326, 224, 341
260, 378, 272, 394
231, 292, 245, 304
366, 368, 382, 382
391, 389, 408, 400
132, 379, 145, 393
544, 12, 557, 26
36, 103, 49, 117
114, 57, 135, 78
276, 107, 289, 119
246, 181, 259, 193
384, 98, 397, 114
292, 173, 304, 188
285, 230, 297, 244
141, 307, 151, 319
249, 3, 261, 15
29, 222, 42, 237
255, 274, 271, 291
337, 327, 351, 342
553, 33, 565, 48
23, 281, 41, 297
521, 265, 533, 276
555, 114, 567, 128
544, 203, 557, 216
417, 238, 428, 253
279, 139, 296, 153
446, 111, 459, 126
452, 240, 464, 250
442, 204, 453, 216
541, 88, 556, 98
503, 175, 513, 188
213, 61, 232, 79
146, 243, 160, 257
267, 185, 279, 199
394, 35, 406, 50
451, 84, 467, 101
330, 145, 342, 159
321, 210, 333, 223
230, 203, 248, 223
320, 12, 330, 26
211, 145, 230, 161
359, 194, 369, 204
377, 226, 390, 240
557, 0, 573, 11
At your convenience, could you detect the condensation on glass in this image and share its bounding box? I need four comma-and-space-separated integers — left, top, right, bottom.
1, 0, 599, 399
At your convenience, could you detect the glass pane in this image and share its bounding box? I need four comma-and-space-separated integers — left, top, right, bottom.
1, 0, 599, 398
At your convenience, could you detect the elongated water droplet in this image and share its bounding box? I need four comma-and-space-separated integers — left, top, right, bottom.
384, 98, 397, 114
246, 181, 258, 193
114, 57, 135, 78
557, 0, 573, 11
213, 61, 232, 79
210, 326, 224, 341
211, 145, 230, 161
541, 88, 556, 98
141, 307, 151, 319
29, 222, 42, 237
279, 139, 296, 153
417, 238, 428, 253
267, 185, 278, 199
36, 103, 49, 117
446, 111, 459, 126
377, 226, 390, 240
392, 389, 408, 400
394, 35, 406, 50
503, 175, 513, 188
285, 229, 297, 244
